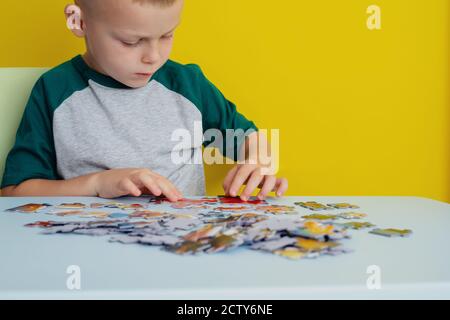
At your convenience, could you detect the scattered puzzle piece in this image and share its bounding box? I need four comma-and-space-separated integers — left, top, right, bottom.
327, 203, 360, 209
336, 212, 367, 219
302, 213, 338, 221
274, 247, 308, 260
3, 197, 414, 260
256, 205, 296, 215
339, 222, 375, 230
56, 203, 86, 209
6, 203, 51, 213
369, 228, 412, 237
218, 196, 266, 205
294, 201, 333, 211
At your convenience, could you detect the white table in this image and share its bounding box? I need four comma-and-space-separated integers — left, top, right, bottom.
0, 196, 449, 299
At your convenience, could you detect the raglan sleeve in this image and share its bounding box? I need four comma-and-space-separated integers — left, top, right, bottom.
1, 77, 59, 189
192, 65, 258, 162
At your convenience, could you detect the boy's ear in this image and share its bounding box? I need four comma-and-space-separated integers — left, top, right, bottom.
65, 4, 84, 37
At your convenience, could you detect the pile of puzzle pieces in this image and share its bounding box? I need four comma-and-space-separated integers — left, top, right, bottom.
4, 197, 413, 260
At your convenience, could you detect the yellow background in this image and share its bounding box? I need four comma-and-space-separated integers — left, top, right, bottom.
0, 0, 448, 202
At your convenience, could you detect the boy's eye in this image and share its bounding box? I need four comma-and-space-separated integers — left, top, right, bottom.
121, 40, 140, 47
120, 34, 173, 46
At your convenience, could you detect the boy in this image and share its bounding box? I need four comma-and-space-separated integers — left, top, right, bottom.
1, 0, 288, 202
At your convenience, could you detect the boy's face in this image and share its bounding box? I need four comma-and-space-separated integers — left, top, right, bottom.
74, 0, 184, 88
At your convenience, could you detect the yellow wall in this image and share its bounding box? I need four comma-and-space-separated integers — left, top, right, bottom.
0, 0, 449, 202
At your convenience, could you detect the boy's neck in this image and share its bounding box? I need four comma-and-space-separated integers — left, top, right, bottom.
81, 52, 109, 77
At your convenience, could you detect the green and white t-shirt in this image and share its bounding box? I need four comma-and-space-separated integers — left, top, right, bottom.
1, 55, 258, 195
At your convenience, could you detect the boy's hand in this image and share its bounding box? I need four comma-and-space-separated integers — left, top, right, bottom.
222, 164, 288, 201
93, 168, 183, 201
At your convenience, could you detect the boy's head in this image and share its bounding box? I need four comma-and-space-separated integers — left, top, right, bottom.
65, 0, 184, 88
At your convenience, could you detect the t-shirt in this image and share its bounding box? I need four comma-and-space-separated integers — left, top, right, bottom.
1, 55, 258, 195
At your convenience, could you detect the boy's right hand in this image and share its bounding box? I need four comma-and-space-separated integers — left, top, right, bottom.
92, 168, 183, 201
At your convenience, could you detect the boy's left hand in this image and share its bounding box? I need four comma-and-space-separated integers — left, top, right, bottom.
222, 164, 288, 201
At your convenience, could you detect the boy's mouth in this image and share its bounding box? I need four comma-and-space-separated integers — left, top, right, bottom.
135, 72, 153, 77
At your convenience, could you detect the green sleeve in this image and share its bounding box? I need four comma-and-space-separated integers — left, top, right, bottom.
193, 65, 258, 161
1, 77, 59, 188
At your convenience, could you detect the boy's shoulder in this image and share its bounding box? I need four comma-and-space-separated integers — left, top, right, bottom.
155, 59, 207, 84
32, 57, 88, 110
41, 57, 85, 87
153, 60, 212, 105
161, 59, 203, 74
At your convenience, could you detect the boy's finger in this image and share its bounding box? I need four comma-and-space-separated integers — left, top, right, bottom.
120, 179, 142, 197
174, 185, 184, 199
157, 180, 180, 202
273, 178, 288, 197
137, 174, 162, 197
222, 165, 238, 196
228, 165, 257, 197
138, 173, 181, 200
162, 179, 183, 199
241, 171, 264, 201
171, 186, 183, 199
257, 175, 277, 200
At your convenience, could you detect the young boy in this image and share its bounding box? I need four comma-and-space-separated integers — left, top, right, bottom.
1, 0, 288, 202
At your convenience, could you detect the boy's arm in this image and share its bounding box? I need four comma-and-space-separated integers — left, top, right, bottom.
1, 172, 98, 197
188, 65, 287, 198
1, 168, 183, 201
189, 64, 258, 162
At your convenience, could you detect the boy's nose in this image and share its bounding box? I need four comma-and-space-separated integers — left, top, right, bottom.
142, 48, 160, 65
